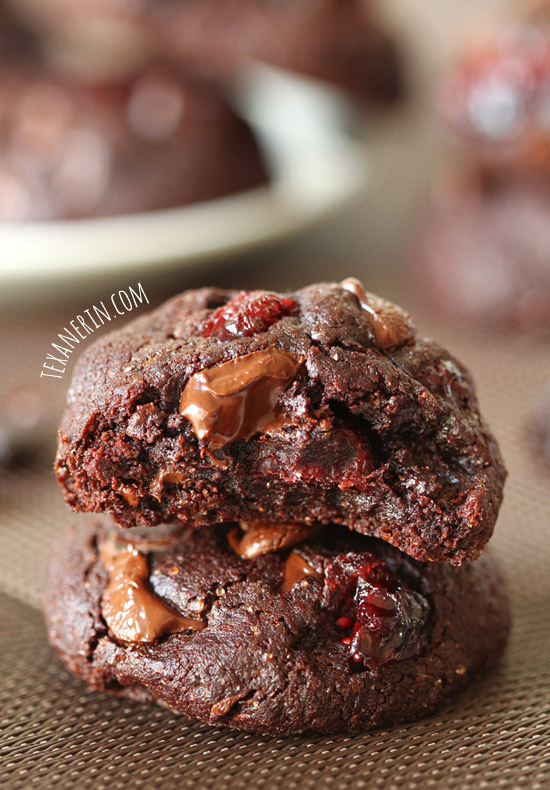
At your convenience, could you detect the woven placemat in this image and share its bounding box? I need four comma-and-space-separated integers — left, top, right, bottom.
0, 277, 549, 789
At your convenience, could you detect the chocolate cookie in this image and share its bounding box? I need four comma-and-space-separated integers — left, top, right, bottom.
413, 169, 550, 331
45, 520, 510, 736
55, 280, 505, 565
0, 64, 267, 221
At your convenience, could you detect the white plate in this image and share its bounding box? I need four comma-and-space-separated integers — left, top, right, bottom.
0, 67, 370, 293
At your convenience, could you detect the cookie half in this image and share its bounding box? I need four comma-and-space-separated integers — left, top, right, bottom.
55, 281, 505, 565
45, 521, 510, 735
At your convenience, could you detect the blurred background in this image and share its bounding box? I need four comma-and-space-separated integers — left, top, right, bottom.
0, 0, 531, 304
0, 2, 549, 786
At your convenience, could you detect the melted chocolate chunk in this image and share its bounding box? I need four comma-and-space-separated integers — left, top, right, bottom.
340, 277, 415, 349
279, 551, 318, 593
228, 521, 317, 559
101, 543, 204, 643
179, 348, 303, 449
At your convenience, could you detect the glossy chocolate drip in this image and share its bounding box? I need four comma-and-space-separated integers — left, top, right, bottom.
228, 521, 316, 559
101, 544, 205, 643
279, 551, 318, 593
179, 348, 303, 449
340, 277, 415, 349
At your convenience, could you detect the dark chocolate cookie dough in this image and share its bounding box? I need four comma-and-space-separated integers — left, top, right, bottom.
55, 280, 505, 565
45, 520, 510, 736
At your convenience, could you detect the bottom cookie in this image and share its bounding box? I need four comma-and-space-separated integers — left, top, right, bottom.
45, 521, 510, 735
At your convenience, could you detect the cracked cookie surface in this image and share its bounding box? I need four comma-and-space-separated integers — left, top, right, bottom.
45, 521, 510, 735
55, 281, 505, 565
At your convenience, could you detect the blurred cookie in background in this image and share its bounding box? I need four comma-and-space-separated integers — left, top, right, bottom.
157, 0, 403, 103
413, 167, 550, 332
0, 64, 268, 221
411, 14, 550, 332
4, 0, 157, 81
437, 22, 550, 177
7, 0, 403, 103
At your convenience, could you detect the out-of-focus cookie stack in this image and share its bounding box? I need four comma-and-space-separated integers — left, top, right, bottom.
46, 279, 510, 734
0, 1, 403, 221
413, 7, 550, 332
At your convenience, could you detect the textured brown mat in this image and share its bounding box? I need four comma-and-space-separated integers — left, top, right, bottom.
0, 284, 549, 788
1, 589, 548, 790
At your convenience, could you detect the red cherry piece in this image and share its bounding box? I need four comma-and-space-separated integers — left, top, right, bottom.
326, 552, 429, 669
201, 291, 298, 340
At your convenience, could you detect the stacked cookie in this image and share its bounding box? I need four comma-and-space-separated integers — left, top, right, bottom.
414, 13, 550, 332
47, 280, 510, 735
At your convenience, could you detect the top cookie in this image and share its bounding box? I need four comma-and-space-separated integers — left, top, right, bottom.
55, 280, 505, 565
